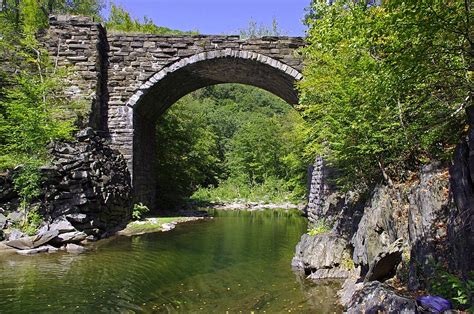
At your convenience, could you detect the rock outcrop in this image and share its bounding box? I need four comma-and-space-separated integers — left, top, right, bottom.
293, 161, 467, 310
345, 281, 417, 314
292, 234, 353, 279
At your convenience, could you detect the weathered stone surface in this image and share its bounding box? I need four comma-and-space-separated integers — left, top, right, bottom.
0, 213, 6, 229
49, 217, 76, 233
6, 230, 59, 250
66, 243, 86, 253
292, 234, 353, 279
345, 281, 417, 313
365, 238, 403, 282
39, 15, 306, 208
7, 211, 23, 223
52, 231, 87, 244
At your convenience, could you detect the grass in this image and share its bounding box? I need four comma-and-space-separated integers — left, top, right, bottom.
191, 176, 304, 204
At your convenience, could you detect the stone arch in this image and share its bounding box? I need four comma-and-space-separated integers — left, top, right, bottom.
129, 50, 303, 207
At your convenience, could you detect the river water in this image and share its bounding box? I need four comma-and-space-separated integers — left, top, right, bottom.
0, 210, 341, 313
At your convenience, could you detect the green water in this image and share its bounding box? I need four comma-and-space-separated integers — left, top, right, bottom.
0, 210, 341, 313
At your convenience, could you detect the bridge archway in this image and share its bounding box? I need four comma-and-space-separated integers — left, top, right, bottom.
128, 50, 303, 207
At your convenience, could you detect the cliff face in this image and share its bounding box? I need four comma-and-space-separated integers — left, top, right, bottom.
294, 164, 456, 282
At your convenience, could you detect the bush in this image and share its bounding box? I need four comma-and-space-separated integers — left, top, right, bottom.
428, 264, 473, 311
21, 207, 43, 236
132, 203, 150, 220
307, 218, 332, 236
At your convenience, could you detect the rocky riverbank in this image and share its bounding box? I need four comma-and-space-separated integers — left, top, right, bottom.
203, 201, 305, 211
0, 128, 132, 255
292, 161, 473, 312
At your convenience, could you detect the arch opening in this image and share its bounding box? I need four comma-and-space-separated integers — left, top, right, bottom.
130, 51, 302, 207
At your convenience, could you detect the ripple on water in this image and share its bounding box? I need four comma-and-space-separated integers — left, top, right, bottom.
0, 210, 342, 313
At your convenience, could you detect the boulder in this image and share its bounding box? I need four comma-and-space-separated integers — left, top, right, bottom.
6, 229, 26, 241
365, 238, 403, 282
49, 217, 76, 233
292, 234, 353, 279
6, 230, 59, 250
51, 231, 87, 244
346, 281, 417, 313
65, 243, 86, 253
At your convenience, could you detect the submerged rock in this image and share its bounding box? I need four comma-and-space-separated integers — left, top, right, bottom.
65, 243, 86, 253
15, 246, 49, 255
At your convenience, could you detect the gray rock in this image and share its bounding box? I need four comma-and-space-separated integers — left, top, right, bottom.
365, 238, 403, 282
7, 211, 23, 223
292, 234, 352, 279
345, 281, 417, 313
49, 217, 76, 233
338, 276, 364, 309
307, 268, 351, 280
0, 213, 6, 229
6, 230, 59, 250
43, 244, 59, 253
7, 229, 26, 241
15, 246, 49, 255
66, 213, 88, 223
66, 243, 86, 253
52, 231, 87, 244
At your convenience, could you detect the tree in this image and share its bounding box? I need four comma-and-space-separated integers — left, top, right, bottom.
299, 0, 472, 190
105, 4, 196, 35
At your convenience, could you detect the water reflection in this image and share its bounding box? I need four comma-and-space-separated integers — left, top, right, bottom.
0, 210, 341, 312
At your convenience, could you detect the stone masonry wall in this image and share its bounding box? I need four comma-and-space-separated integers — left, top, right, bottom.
42, 15, 306, 207
41, 15, 108, 130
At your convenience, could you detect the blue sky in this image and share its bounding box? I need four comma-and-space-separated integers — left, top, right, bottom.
106, 0, 310, 36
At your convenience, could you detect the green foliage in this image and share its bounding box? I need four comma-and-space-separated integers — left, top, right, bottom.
307, 218, 332, 236
428, 265, 473, 310
155, 84, 308, 207
105, 4, 197, 35
192, 175, 299, 204
299, 0, 472, 190
0, 2, 81, 171
0, 0, 104, 31
132, 203, 150, 220
12, 163, 42, 203
21, 207, 43, 236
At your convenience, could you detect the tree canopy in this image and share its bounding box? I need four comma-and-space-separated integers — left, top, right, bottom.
298, 0, 472, 190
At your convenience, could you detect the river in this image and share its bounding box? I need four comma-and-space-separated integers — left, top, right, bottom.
0, 209, 341, 313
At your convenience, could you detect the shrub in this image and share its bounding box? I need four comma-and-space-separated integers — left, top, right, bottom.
428, 264, 473, 311
21, 207, 43, 236
132, 203, 150, 220
307, 218, 332, 236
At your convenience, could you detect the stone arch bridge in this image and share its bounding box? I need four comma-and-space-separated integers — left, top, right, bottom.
43, 15, 305, 207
